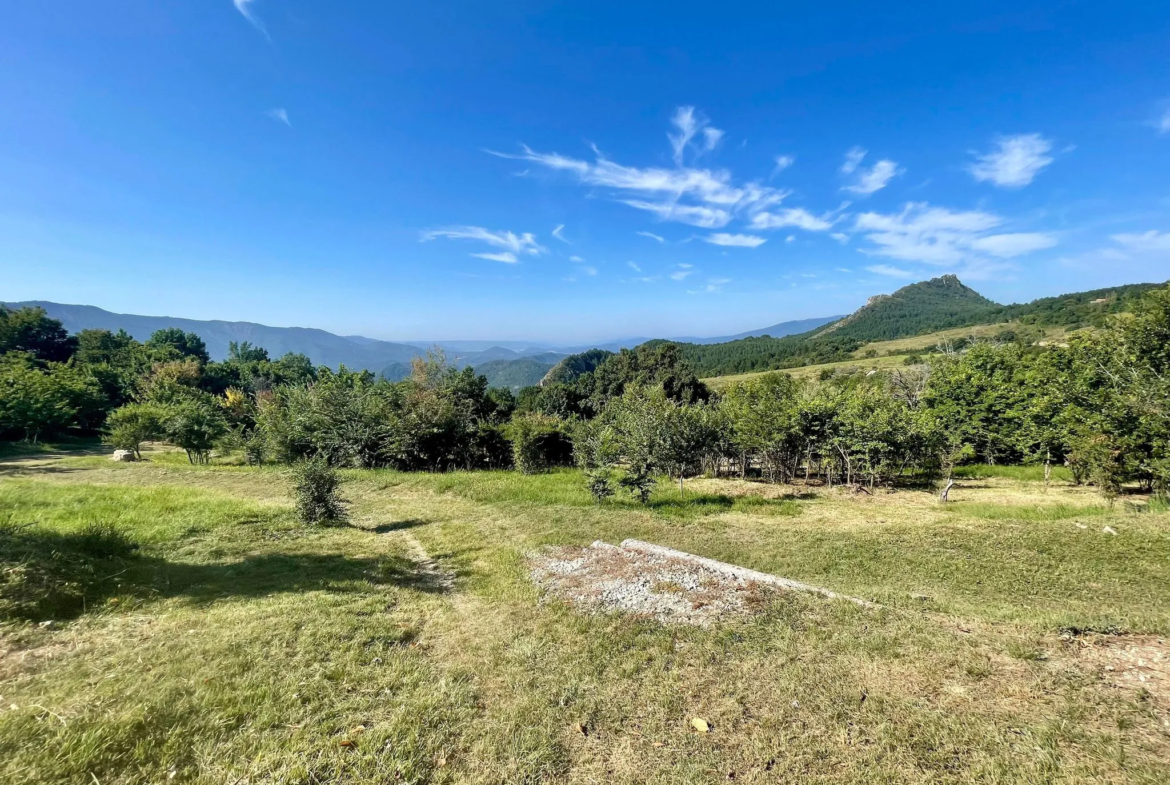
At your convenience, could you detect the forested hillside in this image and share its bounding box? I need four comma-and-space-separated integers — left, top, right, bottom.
474, 357, 555, 391
815, 275, 998, 342
541, 349, 615, 385
998, 282, 1160, 326
676, 276, 1165, 378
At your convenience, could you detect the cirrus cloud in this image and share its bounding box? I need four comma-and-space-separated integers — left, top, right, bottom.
854, 203, 1057, 266
969, 134, 1054, 188
705, 233, 767, 248
421, 226, 545, 263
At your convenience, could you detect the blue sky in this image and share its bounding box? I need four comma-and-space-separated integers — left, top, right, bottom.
2, 1, 1169, 343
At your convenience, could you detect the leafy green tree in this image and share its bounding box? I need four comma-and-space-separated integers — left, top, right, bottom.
104, 403, 165, 459
585, 342, 709, 410
46, 363, 110, 433
145, 328, 209, 364
0, 356, 76, 441
74, 329, 139, 366
162, 395, 228, 464
271, 352, 317, 387
516, 382, 584, 418
0, 306, 77, 363
656, 401, 718, 495
228, 341, 270, 364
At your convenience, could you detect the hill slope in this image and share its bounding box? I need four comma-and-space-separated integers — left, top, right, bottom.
541, 348, 616, 386
475, 358, 556, 391
678, 276, 1165, 378
813, 275, 998, 342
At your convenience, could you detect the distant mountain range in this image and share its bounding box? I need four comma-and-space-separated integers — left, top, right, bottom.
3, 299, 843, 389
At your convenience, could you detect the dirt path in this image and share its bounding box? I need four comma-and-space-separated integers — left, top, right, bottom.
400, 532, 457, 593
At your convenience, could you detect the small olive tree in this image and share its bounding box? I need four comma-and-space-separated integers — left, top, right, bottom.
104, 403, 164, 459
291, 457, 348, 525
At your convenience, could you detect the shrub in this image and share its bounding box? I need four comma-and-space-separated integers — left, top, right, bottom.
619, 469, 656, 505
291, 458, 348, 525
585, 469, 615, 504
508, 413, 573, 474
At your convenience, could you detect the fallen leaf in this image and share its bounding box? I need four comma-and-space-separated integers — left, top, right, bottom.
339, 740, 356, 749
691, 717, 710, 733
572, 723, 588, 736
652, 742, 665, 747
350, 725, 367, 734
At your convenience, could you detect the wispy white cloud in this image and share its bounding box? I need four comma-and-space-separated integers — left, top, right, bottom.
488, 108, 787, 229
471, 252, 519, 264
569, 255, 586, 262
1112, 229, 1170, 252
582, 266, 598, 276
969, 134, 1054, 188
670, 267, 695, 281
854, 202, 1057, 265
689, 277, 732, 294
772, 155, 795, 175
627, 261, 642, 272
266, 108, 290, 127
749, 207, 834, 231
636, 230, 665, 243
969, 232, 1058, 257
830, 232, 849, 244
866, 264, 914, 278
705, 233, 766, 248
552, 224, 568, 243
233, 0, 269, 38
842, 154, 902, 196
420, 226, 545, 262
1159, 108, 1170, 134
669, 106, 723, 165
621, 199, 731, 228
840, 147, 866, 175
678, 263, 693, 269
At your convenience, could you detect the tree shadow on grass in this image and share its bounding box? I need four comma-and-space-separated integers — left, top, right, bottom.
365, 518, 430, 534
0, 525, 449, 625
0, 461, 91, 479
646, 493, 736, 518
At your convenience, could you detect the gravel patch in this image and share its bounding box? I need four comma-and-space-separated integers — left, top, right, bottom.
528, 540, 856, 626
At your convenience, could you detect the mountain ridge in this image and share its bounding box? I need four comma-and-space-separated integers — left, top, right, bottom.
4, 300, 842, 376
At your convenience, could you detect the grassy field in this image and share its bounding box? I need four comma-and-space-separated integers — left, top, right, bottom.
2, 447, 1169, 784
705, 354, 910, 388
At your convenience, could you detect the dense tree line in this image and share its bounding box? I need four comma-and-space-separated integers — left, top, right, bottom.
4, 285, 1169, 506
0, 305, 316, 448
